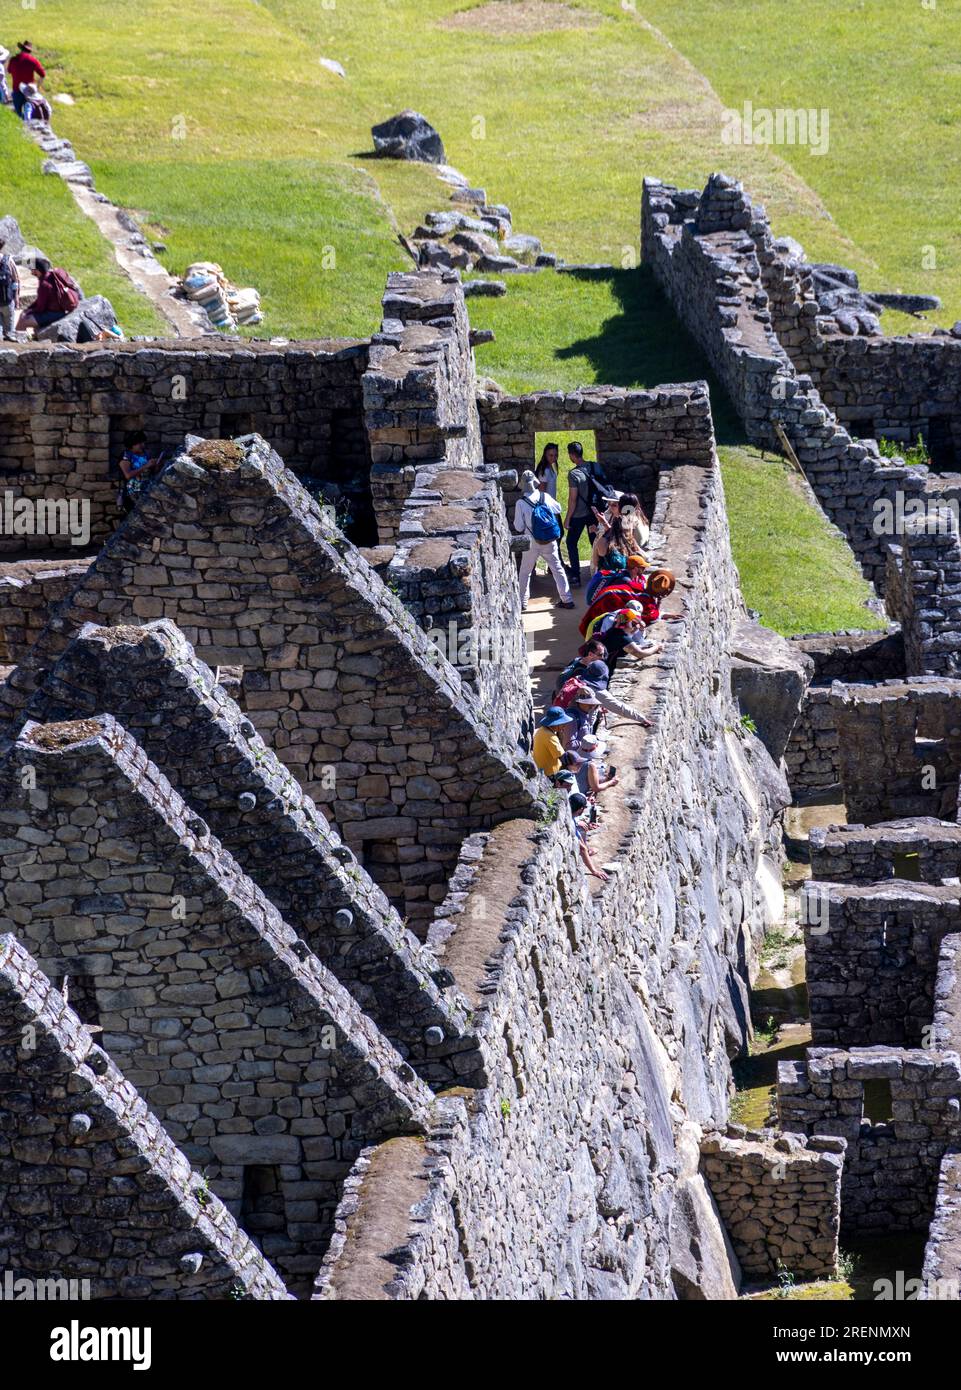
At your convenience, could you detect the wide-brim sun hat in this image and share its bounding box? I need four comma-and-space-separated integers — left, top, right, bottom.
539, 705, 574, 728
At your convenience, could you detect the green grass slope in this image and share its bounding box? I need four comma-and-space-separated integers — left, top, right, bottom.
0, 116, 167, 335
0, 0, 883, 631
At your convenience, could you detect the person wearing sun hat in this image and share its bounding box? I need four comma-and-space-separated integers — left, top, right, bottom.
532, 705, 573, 777
7, 41, 46, 118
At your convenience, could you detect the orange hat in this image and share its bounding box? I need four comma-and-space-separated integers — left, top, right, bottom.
626, 553, 649, 573
646, 568, 675, 597
614, 609, 640, 628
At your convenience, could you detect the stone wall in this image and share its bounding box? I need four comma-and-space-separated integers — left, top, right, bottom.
778, 1047, 961, 1235
699, 1128, 844, 1281
364, 270, 480, 541
308, 440, 792, 1299
359, 270, 536, 757
0, 715, 430, 1293
387, 460, 531, 759
783, 630, 905, 795
0, 337, 372, 554
803, 881, 961, 1047
921, 1150, 961, 1296
830, 677, 961, 823
809, 819, 961, 885
808, 335, 961, 469
18, 619, 482, 1086
0, 434, 538, 930
642, 175, 929, 590
898, 513, 961, 677
0, 556, 90, 663
477, 380, 715, 519
0, 933, 292, 1300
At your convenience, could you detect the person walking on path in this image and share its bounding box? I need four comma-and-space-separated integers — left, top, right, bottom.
513, 469, 574, 611
7, 42, 46, 118
563, 441, 615, 589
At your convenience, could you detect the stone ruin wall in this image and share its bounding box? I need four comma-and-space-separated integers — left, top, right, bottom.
0, 336, 373, 556
0, 933, 292, 1301
779, 1048, 961, 1237
699, 1129, 843, 1281
314, 438, 791, 1299
0, 431, 538, 934
0, 266, 801, 1298
0, 714, 432, 1294
642, 175, 929, 592
0, 556, 90, 665
784, 628, 906, 795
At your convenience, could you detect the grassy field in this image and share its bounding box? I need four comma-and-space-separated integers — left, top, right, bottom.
0, 0, 891, 632
638, 0, 961, 327
0, 116, 167, 335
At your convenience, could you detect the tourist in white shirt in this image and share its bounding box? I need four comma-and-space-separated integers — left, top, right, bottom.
513, 470, 574, 611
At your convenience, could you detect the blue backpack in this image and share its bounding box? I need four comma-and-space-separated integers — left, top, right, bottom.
528, 491, 561, 543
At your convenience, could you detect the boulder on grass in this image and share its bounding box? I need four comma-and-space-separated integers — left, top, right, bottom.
36, 295, 118, 344
371, 110, 445, 164
503, 233, 542, 263
0, 216, 25, 258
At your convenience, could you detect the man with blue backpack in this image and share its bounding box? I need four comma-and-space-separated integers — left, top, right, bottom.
513, 469, 574, 611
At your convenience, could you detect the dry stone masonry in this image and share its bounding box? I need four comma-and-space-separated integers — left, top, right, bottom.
0, 259, 845, 1299
0, 934, 292, 1300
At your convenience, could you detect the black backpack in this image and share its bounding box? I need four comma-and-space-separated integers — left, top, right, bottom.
0, 255, 17, 305
583, 460, 613, 515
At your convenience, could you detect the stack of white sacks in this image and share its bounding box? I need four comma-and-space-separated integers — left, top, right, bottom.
181, 262, 263, 329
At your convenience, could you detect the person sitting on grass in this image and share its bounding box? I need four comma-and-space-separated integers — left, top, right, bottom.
532, 705, 574, 777
20, 81, 51, 123
116, 430, 163, 515
16, 257, 81, 334
569, 792, 608, 882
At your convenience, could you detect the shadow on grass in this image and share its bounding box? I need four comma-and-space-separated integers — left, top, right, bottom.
555, 266, 747, 447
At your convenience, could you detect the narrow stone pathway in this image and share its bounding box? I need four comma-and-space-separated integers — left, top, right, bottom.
522, 567, 656, 886
19, 118, 207, 337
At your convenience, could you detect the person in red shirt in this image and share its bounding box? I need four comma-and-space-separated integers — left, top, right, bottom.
7, 42, 46, 118
17, 257, 81, 334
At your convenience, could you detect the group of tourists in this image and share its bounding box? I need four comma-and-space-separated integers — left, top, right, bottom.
1, 41, 51, 122
517, 443, 677, 883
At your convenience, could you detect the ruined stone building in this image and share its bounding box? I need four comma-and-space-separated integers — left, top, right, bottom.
1, 173, 959, 1298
